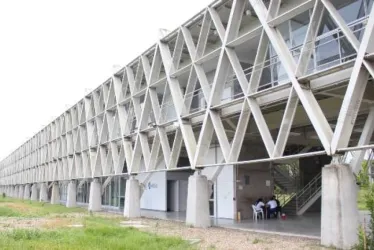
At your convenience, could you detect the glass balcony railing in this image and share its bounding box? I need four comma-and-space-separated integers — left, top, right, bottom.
228, 15, 369, 94
183, 88, 207, 114
159, 101, 178, 124
305, 16, 368, 74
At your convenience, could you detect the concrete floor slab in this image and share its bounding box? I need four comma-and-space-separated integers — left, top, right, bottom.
139, 210, 370, 239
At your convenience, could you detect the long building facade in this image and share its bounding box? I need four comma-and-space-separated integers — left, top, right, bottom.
1, 0, 374, 248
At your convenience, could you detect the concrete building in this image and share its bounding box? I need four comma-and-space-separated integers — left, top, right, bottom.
1, 0, 374, 248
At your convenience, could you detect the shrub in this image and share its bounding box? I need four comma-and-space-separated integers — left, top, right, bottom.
357, 160, 370, 188
356, 183, 374, 249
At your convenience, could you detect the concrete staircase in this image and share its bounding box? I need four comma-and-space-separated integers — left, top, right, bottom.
273, 165, 297, 193
282, 172, 321, 216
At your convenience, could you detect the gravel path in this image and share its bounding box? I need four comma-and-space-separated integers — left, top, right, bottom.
133, 218, 329, 250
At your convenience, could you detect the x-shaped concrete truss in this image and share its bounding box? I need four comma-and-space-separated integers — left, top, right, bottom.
1, 0, 374, 185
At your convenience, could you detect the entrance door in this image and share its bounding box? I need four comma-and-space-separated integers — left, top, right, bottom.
167, 180, 178, 211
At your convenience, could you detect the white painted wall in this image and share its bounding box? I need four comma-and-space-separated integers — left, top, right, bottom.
140, 171, 167, 211
137, 145, 235, 218
216, 165, 235, 219
201, 146, 235, 219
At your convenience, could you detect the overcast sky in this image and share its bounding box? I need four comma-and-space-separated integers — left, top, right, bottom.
0, 0, 212, 161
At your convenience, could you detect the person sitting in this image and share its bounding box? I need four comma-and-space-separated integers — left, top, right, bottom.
255, 198, 265, 212
266, 197, 278, 219
273, 195, 282, 215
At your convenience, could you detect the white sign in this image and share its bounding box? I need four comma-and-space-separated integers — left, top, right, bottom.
148, 182, 158, 189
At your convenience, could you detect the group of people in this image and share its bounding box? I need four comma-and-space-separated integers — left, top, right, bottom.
254, 196, 281, 219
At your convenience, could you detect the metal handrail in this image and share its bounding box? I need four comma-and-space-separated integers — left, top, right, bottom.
279, 191, 297, 207
273, 162, 299, 207
298, 186, 321, 210
274, 162, 299, 184
296, 172, 322, 210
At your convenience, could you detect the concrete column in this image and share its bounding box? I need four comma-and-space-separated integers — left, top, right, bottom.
88, 178, 101, 211
186, 171, 210, 228
14, 186, 18, 198
39, 183, 48, 202
321, 164, 359, 249
66, 180, 77, 208
124, 176, 140, 218
31, 184, 38, 201
50, 182, 60, 205
18, 185, 24, 199
23, 184, 31, 199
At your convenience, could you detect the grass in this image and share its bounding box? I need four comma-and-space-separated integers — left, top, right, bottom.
0, 197, 84, 217
358, 188, 368, 211
0, 217, 190, 250
0, 197, 192, 250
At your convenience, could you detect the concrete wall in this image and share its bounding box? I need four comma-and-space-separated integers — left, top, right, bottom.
167, 171, 193, 181
299, 155, 331, 187
235, 143, 273, 219
167, 179, 189, 212
235, 165, 273, 219
178, 180, 188, 211
166, 171, 191, 212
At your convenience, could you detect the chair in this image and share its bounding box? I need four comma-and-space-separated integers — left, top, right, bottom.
252, 205, 264, 221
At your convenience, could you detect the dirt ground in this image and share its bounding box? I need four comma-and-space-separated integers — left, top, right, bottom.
134, 218, 328, 250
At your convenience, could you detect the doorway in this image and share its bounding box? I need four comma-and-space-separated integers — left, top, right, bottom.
166, 180, 188, 212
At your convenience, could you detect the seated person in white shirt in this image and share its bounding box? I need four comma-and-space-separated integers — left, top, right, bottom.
255, 198, 265, 211
266, 198, 278, 218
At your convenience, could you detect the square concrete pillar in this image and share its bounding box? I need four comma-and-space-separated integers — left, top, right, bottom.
51, 182, 60, 205
321, 164, 359, 249
31, 184, 38, 201
124, 176, 140, 218
18, 185, 24, 199
66, 180, 77, 208
14, 186, 19, 198
88, 178, 101, 212
39, 183, 48, 202
24, 184, 31, 199
186, 171, 210, 228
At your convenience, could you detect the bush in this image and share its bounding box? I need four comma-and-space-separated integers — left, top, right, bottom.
356, 183, 374, 249
357, 160, 370, 188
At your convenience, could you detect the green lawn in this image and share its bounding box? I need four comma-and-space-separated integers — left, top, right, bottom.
0, 197, 192, 250
0, 197, 84, 217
